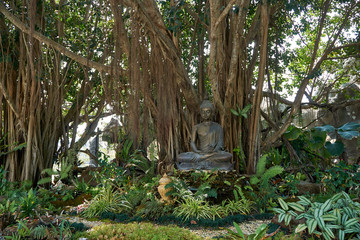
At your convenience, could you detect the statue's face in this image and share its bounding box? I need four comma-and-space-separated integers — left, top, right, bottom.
200, 107, 213, 120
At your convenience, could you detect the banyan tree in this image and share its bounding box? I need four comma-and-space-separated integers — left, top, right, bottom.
0, 0, 359, 182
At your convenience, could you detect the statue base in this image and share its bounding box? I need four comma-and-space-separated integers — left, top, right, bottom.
176, 161, 234, 171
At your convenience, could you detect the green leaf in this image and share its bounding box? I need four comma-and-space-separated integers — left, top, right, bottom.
250, 176, 260, 185
343, 207, 354, 218
278, 213, 285, 223
278, 198, 289, 211
323, 232, 331, 240
298, 196, 311, 205
296, 213, 306, 220
314, 125, 335, 133
341, 214, 349, 225
321, 214, 337, 222
37, 177, 52, 185
344, 228, 357, 234
324, 226, 335, 239
338, 131, 359, 140
242, 104, 252, 114
338, 230, 345, 240
288, 202, 305, 212
338, 122, 360, 131
325, 141, 344, 156
284, 126, 302, 140
253, 224, 268, 239
224, 180, 231, 186
342, 191, 351, 201
230, 108, 239, 116
330, 193, 343, 202
233, 222, 246, 239
344, 218, 358, 228
285, 214, 292, 226
326, 224, 341, 229
316, 216, 326, 230
295, 223, 307, 233
273, 208, 286, 214
309, 134, 326, 150
307, 218, 317, 234
320, 199, 333, 213
288, 210, 298, 217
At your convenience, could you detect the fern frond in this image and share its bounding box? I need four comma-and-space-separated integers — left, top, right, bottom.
32, 225, 47, 239
260, 166, 284, 187
255, 154, 268, 176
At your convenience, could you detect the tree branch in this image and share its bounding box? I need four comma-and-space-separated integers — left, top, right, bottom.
0, 3, 112, 74
214, 0, 236, 30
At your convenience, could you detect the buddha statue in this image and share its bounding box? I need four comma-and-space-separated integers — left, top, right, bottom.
176, 100, 233, 171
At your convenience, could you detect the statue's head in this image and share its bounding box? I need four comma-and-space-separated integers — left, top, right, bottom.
200, 100, 214, 120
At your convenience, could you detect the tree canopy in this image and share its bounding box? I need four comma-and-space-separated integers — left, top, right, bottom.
0, 0, 359, 183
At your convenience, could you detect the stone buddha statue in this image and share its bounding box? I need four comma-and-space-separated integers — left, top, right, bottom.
176, 100, 233, 171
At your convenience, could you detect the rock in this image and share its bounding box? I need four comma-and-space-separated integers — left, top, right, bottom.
295, 181, 322, 195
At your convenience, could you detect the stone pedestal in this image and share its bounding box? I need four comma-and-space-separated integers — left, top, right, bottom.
176, 160, 234, 171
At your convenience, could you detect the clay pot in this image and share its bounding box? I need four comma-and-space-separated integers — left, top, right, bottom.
158, 174, 172, 202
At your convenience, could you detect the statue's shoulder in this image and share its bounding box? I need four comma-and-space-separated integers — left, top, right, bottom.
211, 122, 222, 130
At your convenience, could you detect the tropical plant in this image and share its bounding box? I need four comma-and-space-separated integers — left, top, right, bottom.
279, 172, 306, 196
72, 178, 91, 194
81, 185, 128, 218
0, 200, 19, 231
273, 192, 360, 240
249, 154, 284, 210
0, 200, 18, 214
174, 197, 221, 221
166, 176, 217, 202
250, 154, 284, 186
38, 157, 72, 185
313, 122, 360, 156
284, 122, 360, 169
126, 151, 157, 181
226, 222, 272, 240
318, 161, 360, 195
19, 188, 38, 218
51, 220, 72, 240
5, 220, 32, 239
31, 225, 47, 239
134, 198, 173, 220
221, 185, 254, 216
91, 152, 128, 188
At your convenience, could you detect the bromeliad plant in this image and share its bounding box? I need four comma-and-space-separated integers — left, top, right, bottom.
273, 192, 360, 240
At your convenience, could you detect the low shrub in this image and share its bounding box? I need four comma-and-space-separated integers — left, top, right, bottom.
73, 222, 202, 240
81, 185, 129, 218
174, 197, 221, 221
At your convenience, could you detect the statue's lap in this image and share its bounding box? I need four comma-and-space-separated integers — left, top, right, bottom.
176, 151, 233, 171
